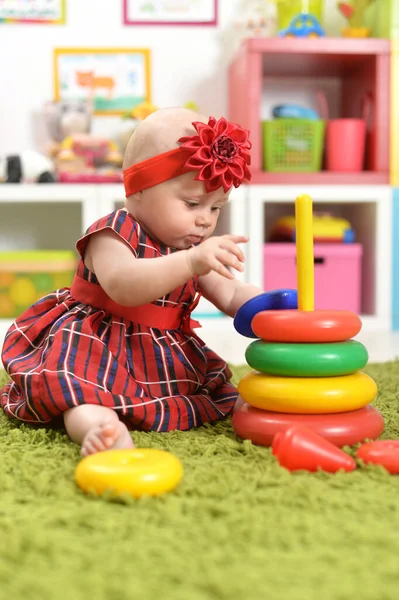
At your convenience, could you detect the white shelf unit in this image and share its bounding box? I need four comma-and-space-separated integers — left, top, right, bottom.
0, 183, 99, 233
246, 185, 393, 332
0, 184, 98, 349
0, 183, 394, 351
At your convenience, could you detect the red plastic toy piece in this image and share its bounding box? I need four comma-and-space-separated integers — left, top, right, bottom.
356, 440, 399, 474
272, 425, 357, 473
232, 403, 384, 448
338, 3, 354, 19
252, 309, 362, 343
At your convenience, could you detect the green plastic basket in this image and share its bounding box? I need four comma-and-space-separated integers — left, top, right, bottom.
262, 119, 325, 172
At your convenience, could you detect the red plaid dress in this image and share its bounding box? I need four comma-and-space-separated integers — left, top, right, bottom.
0, 209, 237, 432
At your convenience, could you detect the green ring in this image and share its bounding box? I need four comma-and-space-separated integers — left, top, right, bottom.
245, 340, 368, 377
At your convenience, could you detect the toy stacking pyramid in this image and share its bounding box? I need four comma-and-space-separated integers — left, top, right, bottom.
233, 195, 384, 448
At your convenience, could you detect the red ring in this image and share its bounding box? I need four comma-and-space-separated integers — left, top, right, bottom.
252, 310, 362, 343
232, 403, 384, 448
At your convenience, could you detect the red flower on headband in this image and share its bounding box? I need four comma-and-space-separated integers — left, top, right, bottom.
178, 116, 252, 193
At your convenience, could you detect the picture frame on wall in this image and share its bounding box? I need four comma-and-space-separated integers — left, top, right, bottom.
53, 48, 151, 116
123, 0, 218, 26
0, 0, 65, 24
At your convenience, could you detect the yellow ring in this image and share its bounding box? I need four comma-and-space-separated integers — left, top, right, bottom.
75, 448, 183, 498
238, 371, 377, 414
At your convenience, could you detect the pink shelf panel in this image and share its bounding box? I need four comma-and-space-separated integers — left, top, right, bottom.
250, 171, 389, 185
244, 37, 390, 55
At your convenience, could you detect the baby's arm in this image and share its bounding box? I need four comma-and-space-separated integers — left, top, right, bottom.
85, 229, 248, 307
86, 229, 194, 306
199, 270, 263, 318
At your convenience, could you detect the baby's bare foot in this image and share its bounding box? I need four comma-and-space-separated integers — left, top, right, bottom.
81, 421, 134, 457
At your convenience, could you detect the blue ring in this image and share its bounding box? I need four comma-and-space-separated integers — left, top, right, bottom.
233, 289, 298, 338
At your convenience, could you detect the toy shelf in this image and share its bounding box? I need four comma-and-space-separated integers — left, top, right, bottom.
228, 37, 390, 183
0, 182, 394, 352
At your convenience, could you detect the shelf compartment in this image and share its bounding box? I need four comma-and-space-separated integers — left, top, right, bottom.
228, 37, 390, 182
0, 202, 83, 252
246, 185, 393, 331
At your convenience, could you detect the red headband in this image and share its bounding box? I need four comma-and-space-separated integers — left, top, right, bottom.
123, 116, 251, 197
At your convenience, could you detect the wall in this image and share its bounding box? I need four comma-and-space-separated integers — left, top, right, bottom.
0, 0, 344, 156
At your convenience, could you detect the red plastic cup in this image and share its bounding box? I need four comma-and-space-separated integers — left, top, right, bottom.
326, 118, 367, 172
272, 425, 357, 473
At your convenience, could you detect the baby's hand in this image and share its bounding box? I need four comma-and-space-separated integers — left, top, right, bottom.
187, 235, 248, 280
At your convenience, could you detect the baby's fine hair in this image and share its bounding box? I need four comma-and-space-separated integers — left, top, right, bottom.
123, 107, 207, 171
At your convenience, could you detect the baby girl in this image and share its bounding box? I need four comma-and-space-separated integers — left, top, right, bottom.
1, 107, 263, 456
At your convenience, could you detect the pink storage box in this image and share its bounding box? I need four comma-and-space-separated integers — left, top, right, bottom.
263, 243, 363, 313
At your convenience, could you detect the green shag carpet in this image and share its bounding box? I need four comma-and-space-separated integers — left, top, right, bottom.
1, 363, 399, 600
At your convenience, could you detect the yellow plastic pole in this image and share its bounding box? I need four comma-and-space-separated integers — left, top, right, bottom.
295, 194, 314, 311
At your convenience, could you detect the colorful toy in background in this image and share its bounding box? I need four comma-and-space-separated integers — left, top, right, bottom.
232, 194, 383, 472
337, 0, 376, 38
361, 0, 398, 39
272, 104, 319, 120
0, 250, 76, 318
44, 100, 123, 183
0, 150, 55, 183
262, 103, 325, 172
55, 136, 123, 183
273, 0, 325, 36
278, 13, 325, 37
183, 101, 200, 113
45, 99, 93, 145
124, 101, 158, 121
230, 0, 277, 42
269, 213, 356, 243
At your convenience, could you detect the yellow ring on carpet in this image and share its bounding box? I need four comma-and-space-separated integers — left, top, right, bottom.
238, 371, 377, 414
75, 448, 183, 498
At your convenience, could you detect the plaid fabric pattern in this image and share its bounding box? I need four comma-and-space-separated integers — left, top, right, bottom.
0, 209, 237, 432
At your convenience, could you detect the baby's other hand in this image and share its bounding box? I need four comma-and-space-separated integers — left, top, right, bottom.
187, 234, 248, 280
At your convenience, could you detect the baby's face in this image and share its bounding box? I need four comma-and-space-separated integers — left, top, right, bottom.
131, 172, 229, 249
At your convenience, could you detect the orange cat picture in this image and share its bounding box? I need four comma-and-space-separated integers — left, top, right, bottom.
76, 71, 115, 99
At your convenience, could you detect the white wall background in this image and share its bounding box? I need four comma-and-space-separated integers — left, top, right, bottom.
0, 0, 344, 156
